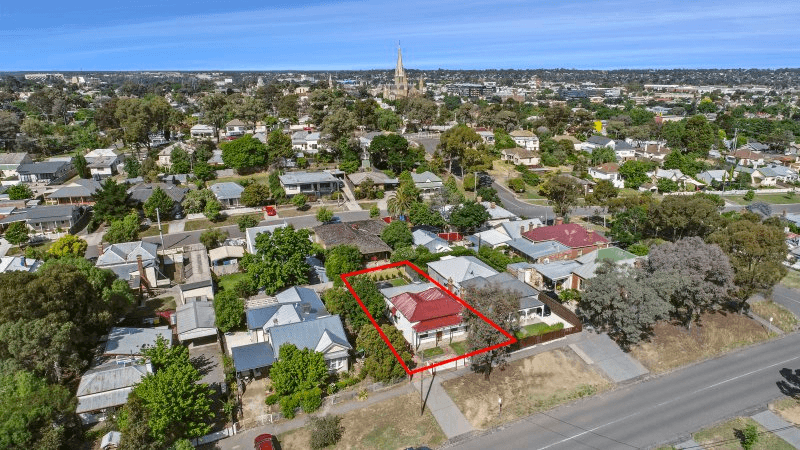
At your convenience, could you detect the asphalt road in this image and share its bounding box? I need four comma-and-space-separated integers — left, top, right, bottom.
493, 181, 599, 222
771, 284, 800, 319
452, 332, 800, 450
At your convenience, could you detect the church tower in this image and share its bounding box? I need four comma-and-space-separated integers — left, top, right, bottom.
394, 45, 408, 96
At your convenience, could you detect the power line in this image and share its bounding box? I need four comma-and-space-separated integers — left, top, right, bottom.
539, 411, 640, 449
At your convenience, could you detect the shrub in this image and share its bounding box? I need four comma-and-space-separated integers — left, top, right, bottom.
357, 388, 368, 401
741, 423, 759, 450
309, 415, 344, 450
299, 387, 323, 413
234, 276, 258, 298
279, 394, 300, 419
370, 205, 380, 218
265, 393, 280, 406
508, 177, 526, 193
237, 215, 259, 232
375, 190, 385, 199
744, 190, 755, 201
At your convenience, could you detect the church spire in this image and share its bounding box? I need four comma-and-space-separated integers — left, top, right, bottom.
394, 43, 408, 95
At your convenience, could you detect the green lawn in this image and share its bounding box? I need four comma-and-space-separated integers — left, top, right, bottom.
139, 224, 165, 237
450, 341, 468, 356
389, 278, 407, 287
421, 346, 444, 359
516, 322, 564, 339
184, 213, 261, 231
217, 272, 248, 292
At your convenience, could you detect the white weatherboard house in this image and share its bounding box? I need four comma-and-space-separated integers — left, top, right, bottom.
279, 171, 342, 197
380, 283, 466, 350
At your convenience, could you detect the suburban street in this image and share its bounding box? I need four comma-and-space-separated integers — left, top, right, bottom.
452, 332, 800, 450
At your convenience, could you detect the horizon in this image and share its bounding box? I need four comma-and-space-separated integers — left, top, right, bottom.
1, 0, 798, 71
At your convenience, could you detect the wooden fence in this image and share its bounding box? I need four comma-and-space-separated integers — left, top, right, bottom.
515, 292, 583, 349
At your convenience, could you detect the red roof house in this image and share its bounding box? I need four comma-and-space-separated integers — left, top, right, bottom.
521, 223, 609, 259
386, 286, 466, 350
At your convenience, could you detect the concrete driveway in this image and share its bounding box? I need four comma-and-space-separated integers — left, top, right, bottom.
570, 331, 649, 383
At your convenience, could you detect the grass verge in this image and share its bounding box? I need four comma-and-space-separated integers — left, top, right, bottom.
781, 270, 800, 290
442, 348, 609, 429
772, 397, 800, 426
630, 312, 771, 374
276, 392, 445, 450
751, 300, 797, 332
693, 416, 794, 450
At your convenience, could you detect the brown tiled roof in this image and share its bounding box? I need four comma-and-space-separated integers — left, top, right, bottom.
313, 220, 390, 255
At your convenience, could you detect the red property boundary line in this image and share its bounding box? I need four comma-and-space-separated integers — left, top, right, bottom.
340, 260, 517, 376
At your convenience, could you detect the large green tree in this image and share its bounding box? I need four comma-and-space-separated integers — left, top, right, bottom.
270, 344, 328, 397
579, 261, 671, 349
240, 225, 312, 294
408, 202, 445, 228
4, 221, 29, 246
438, 124, 481, 173
143, 186, 174, 220
381, 221, 413, 250
540, 175, 582, 219
323, 275, 385, 334
266, 130, 294, 166
324, 245, 363, 287
356, 324, 411, 382
448, 200, 489, 232
647, 194, 723, 241
133, 337, 214, 444
92, 179, 132, 223
220, 134, 267, 172
214, 289, 244, 333
683, 115, 716, 156
103, 211, 140, 244
618, 160, 654, 189
708, 218, 787, 308
7, 184, 33, 200
47, 234, 88, 258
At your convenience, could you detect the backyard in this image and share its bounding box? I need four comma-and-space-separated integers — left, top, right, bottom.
217, 272, 248, 293
516, 322, 564, 339
630, 312, 771, 374
276, 392, 445, 450
442, 348, 609, 429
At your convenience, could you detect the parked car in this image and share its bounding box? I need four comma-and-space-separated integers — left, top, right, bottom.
263, 205, 277, 216
254, 433, 277, 450
324, 216, 341, 224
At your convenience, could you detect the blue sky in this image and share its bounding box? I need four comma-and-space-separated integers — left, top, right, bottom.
0, 0, 798, 70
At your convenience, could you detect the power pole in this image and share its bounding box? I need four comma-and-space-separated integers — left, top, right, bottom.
156, 208, 165, 253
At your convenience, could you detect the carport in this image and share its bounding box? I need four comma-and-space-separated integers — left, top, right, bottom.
232, 342, 274, 379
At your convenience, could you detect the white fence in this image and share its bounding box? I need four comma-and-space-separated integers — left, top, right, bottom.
664, 188, 798, 196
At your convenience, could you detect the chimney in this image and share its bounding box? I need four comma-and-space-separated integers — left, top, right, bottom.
98, 243, 104, 256
528, 223, 534, 232
490, 202, 496, 209
555, 217, 564, 226
447, 277, 454, 292
137, 255, 150, 290
520, 224, 525, 235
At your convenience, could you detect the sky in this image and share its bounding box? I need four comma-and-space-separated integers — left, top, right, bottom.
0, 0, 798, 71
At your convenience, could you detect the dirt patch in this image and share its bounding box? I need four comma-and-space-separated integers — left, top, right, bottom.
277, 392, 445, 450
241, 378, 271, 420
772, 397, 800, 425
630, 312, 770, 374
693, 416, 794, 450
442, 348, 609, 429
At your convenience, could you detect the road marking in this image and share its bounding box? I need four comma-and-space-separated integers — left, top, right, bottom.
534, 353, 800, 450
773, 291, 800, 305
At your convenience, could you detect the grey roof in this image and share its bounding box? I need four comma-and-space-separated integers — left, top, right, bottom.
176, 301, 217, 339
232, 342, 275, 372
460, 272, 542, 310
47, 179, 101, 199
411, 171, 443, 188
466, 229, 512, 247
0, 256, 42, 273
757, 167, 781, 177
17, 160, 71, 174
481, 202, 517, 221
25, 205, 79, 221
128, 183, 187, 204
347, 171, 398, 186
379, 281, 438, 299
269, 315, 351, 359
209, 182, 245, 200
246, 286, 328, 330
76, 362, 152, 414
614, 140, 635, 150
696, 170, 728, 184
313, 221, 391, 256
87, 155, 119, 168
531, 260, 582, 280
0, 152, 29, 165
101, 431, 122, 449
97, 241, 158, 266
279, 171, 340, 185
587, 135, 614, 146
104, 327, 172, 356
506, 238, 569, 260
412, 229, 451, 253
427, 256, 498, 284
572, 248, 639, 280
499, 219, 544, 240
245, 222, 288, 254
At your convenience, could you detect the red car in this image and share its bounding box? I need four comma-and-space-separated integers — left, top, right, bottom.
254, 433, 277, 450
263, 205, 277, 216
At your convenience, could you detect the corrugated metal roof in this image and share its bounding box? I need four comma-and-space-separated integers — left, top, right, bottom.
269, 315, 350, 360
104, 327, 171, 356
232, 342, 275, 372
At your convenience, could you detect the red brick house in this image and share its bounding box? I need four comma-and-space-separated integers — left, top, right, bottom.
521, 222, 610, 259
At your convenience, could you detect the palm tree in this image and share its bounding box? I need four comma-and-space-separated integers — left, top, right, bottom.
387, 184, 419, 218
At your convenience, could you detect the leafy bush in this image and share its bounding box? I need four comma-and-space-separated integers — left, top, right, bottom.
508, 178, 526, 192
299, 387, 322, 413
309, 415, 344, 450
237, 215, 259, 232
265, 393, 280, 406
370, 205, 380, 218
234, 276, 258, 298
741, 423, 759, 450
744, 190, 755, 201
279, 394, 300, 419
